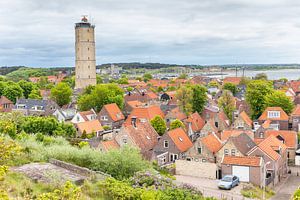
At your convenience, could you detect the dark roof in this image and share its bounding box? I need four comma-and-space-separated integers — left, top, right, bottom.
14, 98, 52, 110
231, 133, 256, 155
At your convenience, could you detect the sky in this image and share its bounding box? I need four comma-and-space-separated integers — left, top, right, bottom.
1, 0, 300, 67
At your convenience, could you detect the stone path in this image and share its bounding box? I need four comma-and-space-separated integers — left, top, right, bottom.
271, 175, 300, 200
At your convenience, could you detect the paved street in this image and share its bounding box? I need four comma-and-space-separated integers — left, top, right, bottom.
271, 175, 300, 200
175, 175, 250, 200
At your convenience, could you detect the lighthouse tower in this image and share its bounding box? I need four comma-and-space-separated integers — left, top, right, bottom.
75, 16, 96, 89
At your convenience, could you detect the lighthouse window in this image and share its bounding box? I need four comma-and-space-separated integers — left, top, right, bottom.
88, 57, 90, 60
88, 65, 90, 69
88, 75, 90, 78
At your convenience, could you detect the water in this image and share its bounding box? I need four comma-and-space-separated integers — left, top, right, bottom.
209, 68, 300, 80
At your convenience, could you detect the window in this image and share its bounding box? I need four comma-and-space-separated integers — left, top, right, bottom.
101, 116, 108, 121
259, 132, 264, 138
224, 149, 229, 155
202, 159, 207, 162
215, 122, 219, 128
171, 154, 178, 161
186, 158, 192, 161
77, 116, 80, 122
3, 104, 8, 109
88, 47, 89, 51
267, 111, 280, 119
197, 147, 202, 154
164, 140, 169, 148
178, 137, 183, 142
123, 138, 127, 144
231, 149, 236, 156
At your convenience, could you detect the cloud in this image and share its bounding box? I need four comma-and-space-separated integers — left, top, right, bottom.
1, 0, 300, 67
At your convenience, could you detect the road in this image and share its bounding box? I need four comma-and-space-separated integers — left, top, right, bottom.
271, 175, 300, 200
175, 175, 250, 200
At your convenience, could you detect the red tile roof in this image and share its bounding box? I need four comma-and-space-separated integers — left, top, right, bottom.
125, 105, 165, 124
257, 135, 287, 161
79, 110, 96, 121
258, 107, 289, 121
100, 139, 120, 151
103, 103, 125, 122
186, 112, 205, 132
222, 156, 262, 167
77, 119, 103, 134
265, 130, 297, 148
168, 127, 193, 152
223, 77, 242, 85
291, 104, 300, 116
201, 133, 223, 153
0, 96, 12, 104
126, 100, 143, 108
167, 107, 187, 121
262, 119, 272, 129
290, 81, 300, 93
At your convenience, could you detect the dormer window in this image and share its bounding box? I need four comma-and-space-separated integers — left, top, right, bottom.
267, 111, 280, 119
164, 140, 169, 148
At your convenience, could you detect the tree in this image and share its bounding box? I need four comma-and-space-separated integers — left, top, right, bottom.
143, 73, 152, 82
2, 82, 23, 103
178, 73, 188, 79
192, 85, 207, 114
78, 84, 124, 112
62, 76, 75, 88
170, 119, 185, 130
18, 80, 37, 99
176, 86, 193, 115
223, 83, 237, 96
218, 90, 236, 122
96, 75, 103, 84
254, 73, 268, 80
246, 80, 273, 119
264, 90, 294, 115
28, 89, 42, 99
51, 82, 72, 107
150, 116, 167, 136
208, 81, 219, 88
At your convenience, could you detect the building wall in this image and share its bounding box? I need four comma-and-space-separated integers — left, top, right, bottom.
185, 138, 216, 163
232, 116, 252, 130
217, 140, 243, 166
176, 160, 218, 179
75, 22, 96, 89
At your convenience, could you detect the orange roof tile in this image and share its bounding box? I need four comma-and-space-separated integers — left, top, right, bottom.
258, 107, 289, 121
265, 130, 297, 148
125, 105, 165, 124
167, 107, 187, 121
0, 96, 12, 104
257, 135, 287, 160
201, 133, 223, 153
262, 119, 272, 129
186, 112, 205, 132
222, 156, 262, 167
127, 100, 143, 108
77, 119, 103, 134
240, 111, 252, 126
100, 139, 120, 151
290, 81, 300, 93
103, 103, 125, 122
168, 128, 193, 152
223, 77, 242, 85
79, 110, 96, 121
291, 104, 300, 116
221, 130, 253, 141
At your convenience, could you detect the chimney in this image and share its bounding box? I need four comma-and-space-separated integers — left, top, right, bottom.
131, 116, 137, 128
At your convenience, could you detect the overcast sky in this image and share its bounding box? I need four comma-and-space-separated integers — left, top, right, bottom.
1, 0, 300, 67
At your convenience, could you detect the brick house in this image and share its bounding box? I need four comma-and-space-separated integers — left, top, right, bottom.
185, 133, 223, 164
124, 100, 142, 116
248, 135, 288, 186
13, 98, 58, 116
232, 111, 252, 130
254, 130, 297, 164
97, 139, 120, 152
221, 156, 264, 186
258, 107, 289, 130
125, 105, 165, 125
98, 103, 125, 129
185, 112, 205, 139
165, 107, 187, 126
115, 120, 159, 159
223, 77, 242, 85
291, 105, 300, 132
153, 127, 193, 166
220, 130, 254, 142
0, 96, 13, 112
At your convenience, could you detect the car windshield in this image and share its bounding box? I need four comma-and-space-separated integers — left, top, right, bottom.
222, 177, 232, 182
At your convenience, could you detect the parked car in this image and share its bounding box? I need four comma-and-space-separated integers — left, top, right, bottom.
218, 175, 239, 190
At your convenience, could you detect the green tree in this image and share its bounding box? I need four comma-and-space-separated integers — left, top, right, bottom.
218, 90, 236, 122
78, 84, 124, 112
254, 73, 268, 80
51, 82, 72, 107
96, 75, 103, 84
264, 90, 294, 115
176, 86, 193, 115
223, 82, 237, 96
18, 80, 37, 99
170, 119, 185, 130
192, 85, 207, 114
143, 73, 152, 82
150, 116, 167, 136
246, 80, 273, 119
208, 81, 219, 88
62, 76, 75, 88
0, 82, 6, 96
28, 89, 42, 99
2, 82, 23, 103
178, 73, 188, 79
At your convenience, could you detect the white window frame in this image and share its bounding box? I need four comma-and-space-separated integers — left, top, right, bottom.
164, 140, 169, 148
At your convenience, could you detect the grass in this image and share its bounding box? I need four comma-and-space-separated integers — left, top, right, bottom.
241, 184, 275, 199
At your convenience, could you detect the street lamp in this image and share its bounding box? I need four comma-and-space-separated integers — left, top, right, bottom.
263, 161, 271, 200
